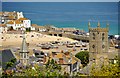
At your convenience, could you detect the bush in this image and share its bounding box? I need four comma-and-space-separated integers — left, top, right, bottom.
26, 28, 31, 32
75, 51, 89, 67
90, 63, 120, 76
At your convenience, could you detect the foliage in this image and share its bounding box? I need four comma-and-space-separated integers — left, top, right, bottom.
10, 58, 16, 64
9, 26, 14, 31
26, 28, 31, 32
90, 63, 120, 76
5, 58, 16, 70
2, 58, 16, 77
5, 62, 13, 70
13, 59, 62, 77
46, 59, 61, 71
75, 51, 89, 67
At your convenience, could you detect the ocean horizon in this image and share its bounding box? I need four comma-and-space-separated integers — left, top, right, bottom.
2, 2, 119, 35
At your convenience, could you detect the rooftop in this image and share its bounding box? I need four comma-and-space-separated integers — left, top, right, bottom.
6, 20, 23, 24
32, 24, 45, 29
0, 24, 7, 27
2, 49, 16, 69
18, 18, 28, 20
14, 20, 22, 24
6, 21, 14, 24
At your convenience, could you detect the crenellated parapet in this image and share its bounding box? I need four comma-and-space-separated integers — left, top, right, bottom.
88, 21, 109, 32
89, 27, 109, 32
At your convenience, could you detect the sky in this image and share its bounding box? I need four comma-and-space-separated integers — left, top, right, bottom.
1, 0, 120, 2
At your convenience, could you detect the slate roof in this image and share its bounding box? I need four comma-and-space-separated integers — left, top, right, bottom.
2, 49, 18, 69
79, 61, 93, 75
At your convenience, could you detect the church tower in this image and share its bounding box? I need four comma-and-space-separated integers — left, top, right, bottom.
19, 30, 29, 66
89, 21, 109, 65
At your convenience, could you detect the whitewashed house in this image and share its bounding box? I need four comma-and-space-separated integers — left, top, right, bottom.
6, 20, 23, 30
6, 18, 31, 30
30, 26, 35, 31
0, 24, 7, 33
18, 18, 31, 28
32, 24, 46, 32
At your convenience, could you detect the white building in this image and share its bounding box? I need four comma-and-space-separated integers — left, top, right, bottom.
18, 18, 31, 28
30, 26, 35, 31
32, 24, 46, 32
0, 11, 24, 24
17, 12, 24, 19
6, 20, 23, 30
0, 24, 7, 33
6, 18, 31, 30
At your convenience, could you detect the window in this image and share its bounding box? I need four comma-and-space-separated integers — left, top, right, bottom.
93, 33, 95, 36
102, 33, 105, 41
93, 33, 95, 39
20, 54, 23, 58
102, 33, 104, 36
102, 45, 105, 48
102, 37, 104, 41
97, 32, 99, 34
92, 45, 95, 48
24, 53, 26, 58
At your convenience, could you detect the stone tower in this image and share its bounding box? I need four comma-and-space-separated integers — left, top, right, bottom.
19, 30, 29, 66
89, 21, 109, 65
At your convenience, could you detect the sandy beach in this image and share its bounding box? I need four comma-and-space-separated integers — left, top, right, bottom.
2, 32, 78, 49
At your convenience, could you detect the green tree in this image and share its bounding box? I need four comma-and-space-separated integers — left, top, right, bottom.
10, 58, 16, 64
2, 58, 17, 77
46, 59, 61, 70
13, 59, 62, 77
5, 62, 13, 70
4, 58, 16, 70
26, 28, 31, 32
75, 51, 89, 67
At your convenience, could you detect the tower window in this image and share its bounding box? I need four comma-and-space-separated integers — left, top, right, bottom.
93, 33, 95, 36
102, 33, 104, 36
102, 37, 104, 41
102, 45, 105, 48
24, 53, 26, 58
93, 33, 95, 39
92, 45, 95, 48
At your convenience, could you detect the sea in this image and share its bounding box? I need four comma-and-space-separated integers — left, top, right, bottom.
2, 2, 119, 35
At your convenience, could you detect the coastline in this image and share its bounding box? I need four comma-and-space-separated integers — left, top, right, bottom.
2, 2, 118, 35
